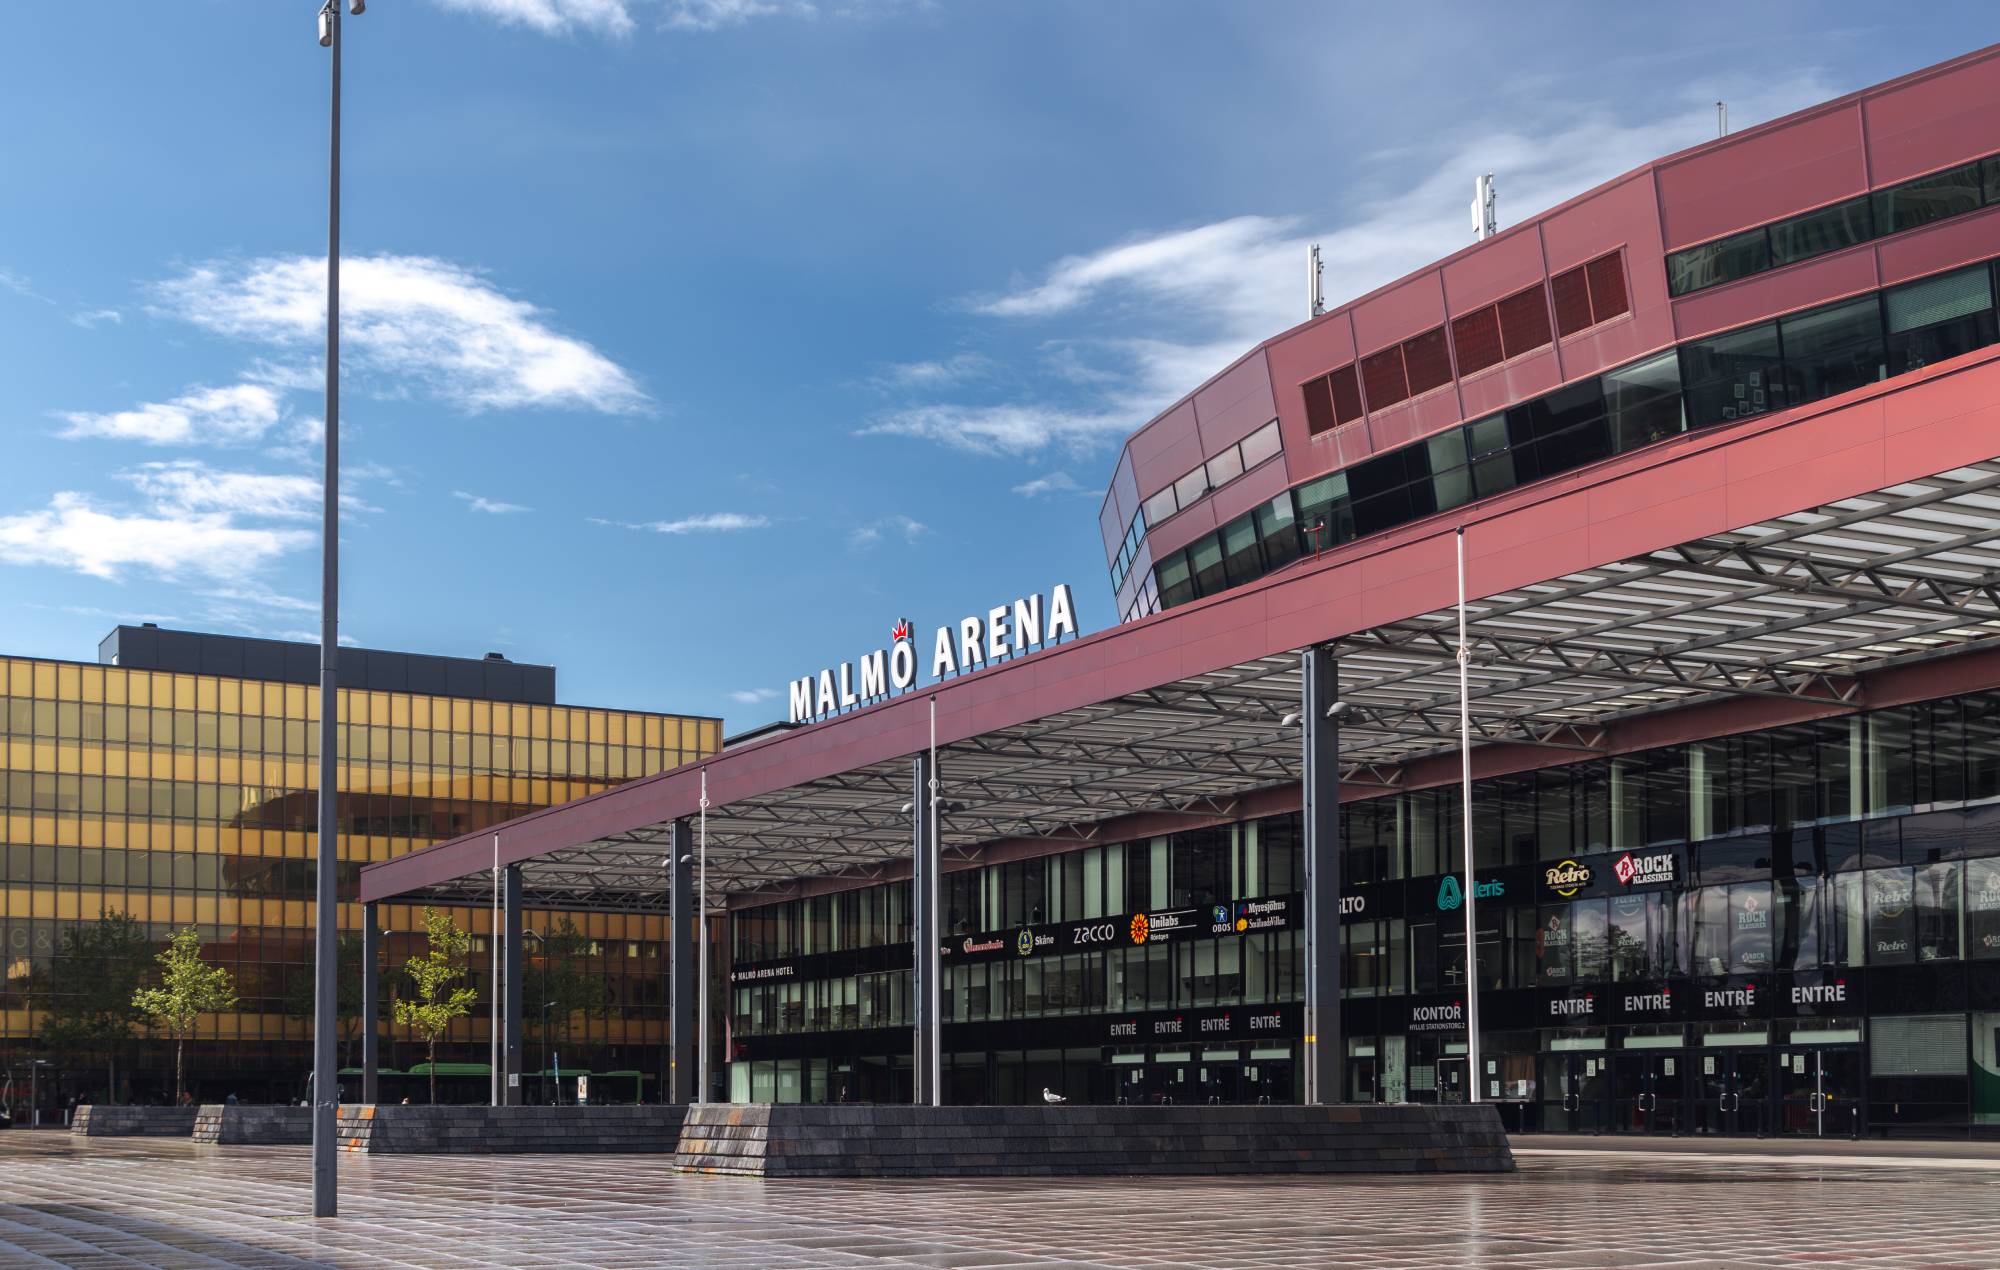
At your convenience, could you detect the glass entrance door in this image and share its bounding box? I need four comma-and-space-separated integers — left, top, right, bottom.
1611, 1051, 1685, 1135
1539, 1053, 1608, 1132
1778, 1047, 1864, 1136
1149, 1050, 1194, 1104
1696, 1049, 1771, 1135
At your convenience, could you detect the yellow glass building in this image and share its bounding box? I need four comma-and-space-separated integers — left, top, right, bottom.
1, 626, 718, 1111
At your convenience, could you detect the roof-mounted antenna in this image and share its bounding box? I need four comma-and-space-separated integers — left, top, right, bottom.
1716, 100, 1729, 138
1471, 173, 1497, 242
1307, 243, 1325, 318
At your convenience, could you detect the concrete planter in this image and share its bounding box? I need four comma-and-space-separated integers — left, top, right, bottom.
192, 1105, 313, 1144
69, 1106, 200, 1137
336, 1104, 689, 1154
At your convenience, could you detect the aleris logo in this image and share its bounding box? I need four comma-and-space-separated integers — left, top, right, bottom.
1545, 860, 1592, 897
1437, 876, 1503, 910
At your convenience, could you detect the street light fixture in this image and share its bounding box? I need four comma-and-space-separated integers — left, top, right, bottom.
312, 0, 365, 1222
28, 1059, 51, 1130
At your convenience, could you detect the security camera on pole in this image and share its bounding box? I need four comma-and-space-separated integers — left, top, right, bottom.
312, 0, 366, 1222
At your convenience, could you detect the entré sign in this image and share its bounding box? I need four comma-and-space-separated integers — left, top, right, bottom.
788, 584, 1079, 724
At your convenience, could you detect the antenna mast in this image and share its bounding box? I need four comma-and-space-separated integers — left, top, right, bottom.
1308, 243, 1325, 318
1471, 173, 1497, 242
1716, 101, 1729, 138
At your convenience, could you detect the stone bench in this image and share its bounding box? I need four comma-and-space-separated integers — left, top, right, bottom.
69, 1105, 200, 1137
192, 1105, 313, 1144
337, 1104, 689, 1154
674, 1103, 1514, 1178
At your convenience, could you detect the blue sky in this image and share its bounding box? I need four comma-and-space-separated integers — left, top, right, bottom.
0, 2, 1987, 725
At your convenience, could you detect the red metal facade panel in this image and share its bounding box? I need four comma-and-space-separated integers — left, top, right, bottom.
1439, 226, 1546, 315
1874, 203, 2000, 288
1457, 345, 1561, 419
1655, 103, 1868, 249
1191, 351, 1277, 454
1862, 53, 2000, 185
1669, 246, 1881, 341
1127, 400, 1205, 494
1349, 271, 1449, 355
1265, 309, 1357, 463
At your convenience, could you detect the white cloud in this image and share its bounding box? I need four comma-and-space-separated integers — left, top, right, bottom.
153, 254, 647, 416
592, 512, 770, 534
454, 490, 532, 514
729, 687, 779, 704
121, 461, 323, 520
0, 492, 310, 582
860, 402, 1130, 458
431, 0, 637, 36
847, 514, 926, 549
1012, 470, 1082, 499
869, 353, 992, 391
0, 268, 51, 304
59, 383, 284, 446
69, 308, 122, 329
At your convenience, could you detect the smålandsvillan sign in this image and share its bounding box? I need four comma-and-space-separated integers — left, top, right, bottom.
788, 583, 1079, 724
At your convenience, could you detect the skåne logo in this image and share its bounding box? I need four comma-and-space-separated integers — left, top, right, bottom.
1016, 929, 1034, 956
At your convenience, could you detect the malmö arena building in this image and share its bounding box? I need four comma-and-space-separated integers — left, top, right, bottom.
367, 45, 2000, 1139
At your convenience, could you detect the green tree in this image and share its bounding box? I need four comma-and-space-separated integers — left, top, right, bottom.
132, 925, 237, 1106
525, 916, 611, 1053
394, 907, 478, 1105
40, 911, 150, 1104
281, 932, 385, 1069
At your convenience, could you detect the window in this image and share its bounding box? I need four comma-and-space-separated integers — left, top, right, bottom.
1874, 161, 1982, 235
1254, 494, 1301, 570
1402, 326, 1453, 396
1239, 420, 1282, 469
1302, 375, 1336, 435
1866, 867, 1916, 965
1156, 550, 1194, 608
1778, 294, 1885, 405
1505, 379, 1609, 481
1603, 352, 1684, 451
1173, 466, 1209, 510
1220, 514, 1262, 586
1967, 857, 2000, 958
1585, 252, 1630, 324
1679, 320, 1782, 427
1292, 472, 1350, 553
1667, 227, 1769, 297
1451, 306, 1505, 376
1885, 264, 1998, 375
1329, 365, 1364, 425
1988, 156, 2000, 205
1496, 285, 1553, 358
1205, 444, 1244, 489
1552, 265, 1593, 337
1771, 196, 1871, 265
1188, 533, 1226, 598
1141, 485, 1177, 528
1361, 346, 1409, 410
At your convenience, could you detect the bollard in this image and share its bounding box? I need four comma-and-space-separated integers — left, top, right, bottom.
1850, 1105, 1859, 1141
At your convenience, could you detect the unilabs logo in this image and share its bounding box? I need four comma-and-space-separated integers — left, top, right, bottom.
1544, 860, 1592, 897
1128, 913, 1150, 946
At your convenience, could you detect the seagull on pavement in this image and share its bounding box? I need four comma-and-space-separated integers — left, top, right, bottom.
1042, 1087, 1067, 1104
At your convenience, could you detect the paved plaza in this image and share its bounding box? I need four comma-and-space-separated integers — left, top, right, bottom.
1, 1134, 1999, 1269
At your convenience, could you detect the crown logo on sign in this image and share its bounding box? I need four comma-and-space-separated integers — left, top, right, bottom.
891, 619, 912, 643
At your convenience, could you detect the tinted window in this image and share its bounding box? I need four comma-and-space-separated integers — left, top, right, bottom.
1505, 379, 1608, 481
1603, 352, 1684, 452
1173, 466, 1209, 510
1874, 161, 1982, 235
1667, 227, 1768, 296
1770, 196, 1871, 265
1255, 494, 1301, 570
1141, 486, 1177, 528
1156, 550, 1194, 609
1238, 420, 1282, 469
1679, 321, 1782, 427
1220, 514, 1262, 586
1988, 156, 2000, 205
1205, 444, 1244, 489
1778, 295, 1885, 404
1885, 264, 1998, 375
1188, 532, 1226, 598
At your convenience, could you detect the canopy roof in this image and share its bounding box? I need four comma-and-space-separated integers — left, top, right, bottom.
362, 352, 2000, 914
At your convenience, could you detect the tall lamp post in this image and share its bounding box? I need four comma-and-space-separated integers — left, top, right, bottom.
313, 0, 365, 1221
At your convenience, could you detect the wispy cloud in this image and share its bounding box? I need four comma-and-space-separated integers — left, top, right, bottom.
431, 0, 638, 37
847, 514, 926, 549
592, 512, 771, 534
1011, 470, 1083, 499
0, 492, 311, 583
0, 267, 53, 305
454, 490, 532, 514
868, 353, 992, 392
58, 382, 284, 446
120, 461, 324, 520
729, 686, 779, 704
152, 254, 647, 416
860, 403, 1129, 458
69, 308, 122, 329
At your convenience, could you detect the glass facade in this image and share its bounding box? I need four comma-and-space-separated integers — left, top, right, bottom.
0, 652, 719, 1113
1149, 258, 2000, 614
727, 692, 2000, 1135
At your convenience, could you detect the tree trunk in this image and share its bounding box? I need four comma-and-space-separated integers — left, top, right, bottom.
429, 1038, 437, 1105
174, 1036, 184, 1106
107, 1055, 116, 1107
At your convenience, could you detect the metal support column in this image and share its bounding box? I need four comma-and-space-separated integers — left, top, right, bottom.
669, 818, 696, 1104
1301, 645, 1343, 1105
361, 902, 380, 1105
503, 866, 524, 1106
911, 750, 940, 1106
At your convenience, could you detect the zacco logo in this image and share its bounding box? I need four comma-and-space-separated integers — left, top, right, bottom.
1129, 913, 1150, 945
1545, 860, 1592, 897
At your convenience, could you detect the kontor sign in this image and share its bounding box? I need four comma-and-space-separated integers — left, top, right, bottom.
788, 584, 1078, 724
